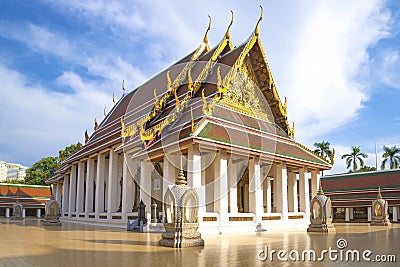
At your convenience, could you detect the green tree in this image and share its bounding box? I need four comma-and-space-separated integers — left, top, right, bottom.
313, 141, 333, 159
24, 142, 82, 185
341, 146, 368, 172
24, 156, 60, 185
349, 165, 376, 173
59, 142, 82, 162
381, 145, 400, 170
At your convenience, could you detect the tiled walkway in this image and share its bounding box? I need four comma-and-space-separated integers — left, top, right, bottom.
0, 218, 398, 266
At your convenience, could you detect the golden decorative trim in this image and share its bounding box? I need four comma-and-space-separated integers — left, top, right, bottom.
296, 141, 331, 164
190, 107, 195, 134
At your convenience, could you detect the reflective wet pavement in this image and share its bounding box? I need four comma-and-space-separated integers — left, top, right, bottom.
0, 218, 398, 266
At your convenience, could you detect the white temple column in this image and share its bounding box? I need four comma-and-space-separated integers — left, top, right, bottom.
107, 149, 118, 218
345, 208, 350, 222
76, 161, 85, 213
393, 206, 398, 222
188, 145, 205, 217
36, 208, 41, 218
264, 176, 271, 213
275, 162, 288, 220
55, 183, 61, 203
122, 155, 134, 220
249, 157, 263, 224
62, 174, 69, 214
95, 153, 105, 215
68, 164, 77, 213
214, 150, 228, 224
350, 208, 354, 220
85, 158, 95, 215
311, 169, 320, 198
298, 167, 310, 220
140, 160, 152, 219
22, 209, 25, 218
163, 155, 175, 197
5, 208, 10, 218
228, 162, 238, 214
367, 207, 372, 222
288, 172, 298, 212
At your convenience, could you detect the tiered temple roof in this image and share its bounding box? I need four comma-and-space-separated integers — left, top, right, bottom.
48, 10, 331, 184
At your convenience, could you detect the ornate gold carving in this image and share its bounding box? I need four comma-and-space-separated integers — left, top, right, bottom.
288, 121, 295, 139
190, 107, 195, 134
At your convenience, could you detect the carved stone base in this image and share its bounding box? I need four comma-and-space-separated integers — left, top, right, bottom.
11, 216, 23, 220
307, 223, 336, 233
370, 218, 391, 226
42, 216, 62, 226
159, 223, 204, 248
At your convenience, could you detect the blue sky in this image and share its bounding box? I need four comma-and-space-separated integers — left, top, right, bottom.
0, 0, 399, 174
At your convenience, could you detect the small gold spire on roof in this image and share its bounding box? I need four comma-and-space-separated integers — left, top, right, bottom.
377, 186, 382, 199
330, 148, 335, 165
203, 15, 212, 44
255, 5, 264, 36
225, 10, 234, 39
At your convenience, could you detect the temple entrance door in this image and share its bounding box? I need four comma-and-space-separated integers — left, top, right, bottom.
237, 167, 249, 213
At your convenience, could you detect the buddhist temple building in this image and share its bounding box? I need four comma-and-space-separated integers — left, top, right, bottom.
322, 169, 400, 223
0, 183, 51, 218
47, 10, 332, 232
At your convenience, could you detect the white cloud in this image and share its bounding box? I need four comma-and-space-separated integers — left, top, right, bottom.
0, 0, 396, 167
282, 0, 390, 143
0, 65, 111, 165
377, 49, 400, 89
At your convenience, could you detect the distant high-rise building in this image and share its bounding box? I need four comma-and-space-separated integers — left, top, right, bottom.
0, 161, 28, 182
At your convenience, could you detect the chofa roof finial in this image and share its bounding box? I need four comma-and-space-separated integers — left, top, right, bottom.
255, 5, 264, 36
203, 15, 212, 44
122, 79, 126, 95
225, 10, 234, 39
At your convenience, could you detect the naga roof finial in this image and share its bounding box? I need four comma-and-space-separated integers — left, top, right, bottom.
203, 15, 212, 44
112, 93, 116, 104
225, 10, 234, 39
122, 79, 126, 95
94, 117, 99, 130
255, 5, 264, 36
84, 130, 89, 144
103, 106, 107, 117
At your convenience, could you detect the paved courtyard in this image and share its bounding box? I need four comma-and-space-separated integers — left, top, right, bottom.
0, 218, 398, 266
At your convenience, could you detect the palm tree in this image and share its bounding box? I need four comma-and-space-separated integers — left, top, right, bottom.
341, 146, 368, 172
381, 145, 400, 170
313, 141, 333, 159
